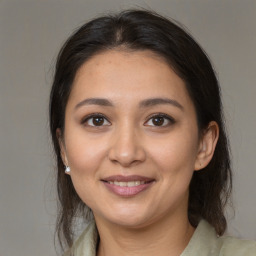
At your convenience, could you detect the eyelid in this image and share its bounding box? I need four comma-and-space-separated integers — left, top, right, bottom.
80, 112, 175, 127
144, 113, 176, 127
81, 113, 111, 126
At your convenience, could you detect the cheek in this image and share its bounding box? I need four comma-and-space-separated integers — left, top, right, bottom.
65, 134, 109, 208
148, 131, 198, 177
64, 129, 109, 176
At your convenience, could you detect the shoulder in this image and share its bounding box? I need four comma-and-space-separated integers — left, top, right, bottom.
218, 235, 256, 256
63, 221, 98, 256
182, 220, 256, 256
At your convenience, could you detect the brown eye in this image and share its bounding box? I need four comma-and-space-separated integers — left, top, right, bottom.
92, 116, 104, 126
152, 116, 165, 126
145, 114, 175, 127
82, 114, 111, 127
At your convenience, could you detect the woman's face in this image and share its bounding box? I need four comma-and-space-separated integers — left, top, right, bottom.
60, 50, 206, 228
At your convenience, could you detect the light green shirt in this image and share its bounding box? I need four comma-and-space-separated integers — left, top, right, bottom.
65, 220, 256, 255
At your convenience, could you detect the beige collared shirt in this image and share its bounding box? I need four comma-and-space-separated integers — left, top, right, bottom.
64, 220, 256, 256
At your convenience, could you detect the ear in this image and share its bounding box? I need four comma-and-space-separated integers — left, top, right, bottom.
194, 121, 219, 171
56, 128, 69, 168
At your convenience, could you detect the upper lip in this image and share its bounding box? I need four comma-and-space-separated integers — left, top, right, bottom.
102, 175, 154, 182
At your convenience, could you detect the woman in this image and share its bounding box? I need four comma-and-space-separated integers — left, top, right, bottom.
49, 9, 256, 256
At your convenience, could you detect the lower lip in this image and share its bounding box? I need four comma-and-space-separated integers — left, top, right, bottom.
102, 182, 154, 197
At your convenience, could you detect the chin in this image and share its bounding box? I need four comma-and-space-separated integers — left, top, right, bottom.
110, 217, 150, 229
97, 206, 156, 229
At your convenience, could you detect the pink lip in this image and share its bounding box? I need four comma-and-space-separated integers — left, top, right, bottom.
102, 175, 153, 182
101, 175, 155, 197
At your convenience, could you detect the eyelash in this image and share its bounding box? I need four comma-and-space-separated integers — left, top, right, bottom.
146, 113, 175, 127
81, 112, 175, 128
81, 113, 110, 127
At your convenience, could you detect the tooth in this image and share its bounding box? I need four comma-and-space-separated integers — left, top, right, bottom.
127, 181, 136, 187
110, 181, 146, 186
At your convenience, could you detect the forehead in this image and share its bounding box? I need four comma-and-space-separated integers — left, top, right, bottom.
68, 50, 193, 109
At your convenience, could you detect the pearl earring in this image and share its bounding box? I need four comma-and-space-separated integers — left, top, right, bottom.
65, 166, 71, 174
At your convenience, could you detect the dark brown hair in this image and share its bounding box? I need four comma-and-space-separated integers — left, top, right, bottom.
49, 9, 232, 250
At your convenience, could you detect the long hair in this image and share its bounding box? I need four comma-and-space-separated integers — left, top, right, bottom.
49, 9, 232, 250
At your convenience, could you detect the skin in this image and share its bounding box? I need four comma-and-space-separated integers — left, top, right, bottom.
59, 50, 219, 256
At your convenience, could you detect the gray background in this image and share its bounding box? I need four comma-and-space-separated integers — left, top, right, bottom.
0, 0, 255, 255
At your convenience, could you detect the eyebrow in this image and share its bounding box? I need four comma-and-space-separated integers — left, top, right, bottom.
75, 98, 113, 109
75, 97, 184, 110
139, 98, 183, 110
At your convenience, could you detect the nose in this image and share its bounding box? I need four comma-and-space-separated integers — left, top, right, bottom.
108, 124, 146, 167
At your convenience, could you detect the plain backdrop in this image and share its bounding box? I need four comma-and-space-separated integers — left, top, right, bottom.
0, 0, 255, 255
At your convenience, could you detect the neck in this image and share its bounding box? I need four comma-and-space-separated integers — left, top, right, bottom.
95, 214, 195, 256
